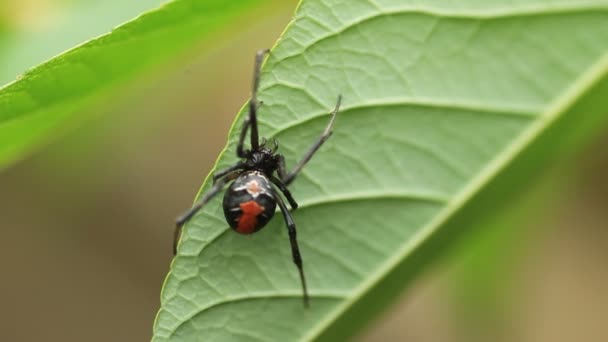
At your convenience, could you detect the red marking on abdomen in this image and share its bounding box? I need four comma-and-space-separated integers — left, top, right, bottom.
237, 200, 265, 234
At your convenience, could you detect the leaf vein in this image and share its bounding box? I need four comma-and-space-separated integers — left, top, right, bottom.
167, 292, 346, 338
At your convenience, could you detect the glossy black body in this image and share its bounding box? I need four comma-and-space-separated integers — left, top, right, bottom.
174, 49, 342, 307
223, 171, 276, 233
245, 147, 280, 175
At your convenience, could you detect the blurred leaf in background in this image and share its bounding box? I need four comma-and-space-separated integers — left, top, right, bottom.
0, 0, 168, 167
0, 0, 166, 84
0, 0, 279, 169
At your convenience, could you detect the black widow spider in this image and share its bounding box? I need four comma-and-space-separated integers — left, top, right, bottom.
173, 49, 342, 306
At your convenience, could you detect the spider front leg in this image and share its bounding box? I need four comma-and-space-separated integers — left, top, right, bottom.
236, 101, 265, 158
274, 192, 309, 307
236, 118, 251, 158
282, 95, 342, 186
248, 48, 270, 151
173, 173, 237, 254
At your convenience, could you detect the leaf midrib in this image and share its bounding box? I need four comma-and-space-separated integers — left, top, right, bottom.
364, 2, 608, 18
302, 50, 608, 341
164, 292, 345, 339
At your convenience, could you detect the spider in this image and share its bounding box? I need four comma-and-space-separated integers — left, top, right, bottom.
173, 49, 342, 306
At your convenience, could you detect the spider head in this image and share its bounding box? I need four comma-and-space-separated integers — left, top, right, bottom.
247, 139, 279, 175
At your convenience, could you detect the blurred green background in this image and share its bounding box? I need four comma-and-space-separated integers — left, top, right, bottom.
0, 1, 606, 341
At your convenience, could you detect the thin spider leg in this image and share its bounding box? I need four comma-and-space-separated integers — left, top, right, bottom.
237, 101, 264, 158
236, 118, 251, 158
276, 154, 288, 180
271, 176, 298, 210
249, 49, 270, 151
173, 173, 237, 254
274, 192, 309, 307
283, 95, 342, 186
212, 162, 244, 184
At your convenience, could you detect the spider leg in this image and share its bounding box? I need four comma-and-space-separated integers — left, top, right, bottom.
212, 162, 244, 184
173, 172, 238, 254
274, 192, 309, 307
236, 118, 251, 158
237, 101, 265, 158
276, 154, 289, 181
249, 49, 270, 151
271, 176, 298, 210
282, 95, 342, 186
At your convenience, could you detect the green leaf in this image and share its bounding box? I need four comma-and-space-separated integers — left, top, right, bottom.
156, 0, 608, 341
0, 0, 167, 86
0, 0, 272, 169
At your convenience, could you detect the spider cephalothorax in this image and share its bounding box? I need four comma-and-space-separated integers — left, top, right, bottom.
173, 49, 341, 306
242, 140, 280, 174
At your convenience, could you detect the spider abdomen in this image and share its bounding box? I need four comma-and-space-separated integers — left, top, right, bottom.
223, 171, 276, 234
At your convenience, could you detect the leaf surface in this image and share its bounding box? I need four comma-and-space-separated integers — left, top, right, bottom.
156, 0, 608, 340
